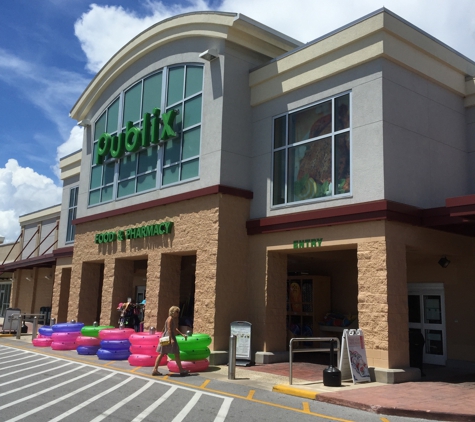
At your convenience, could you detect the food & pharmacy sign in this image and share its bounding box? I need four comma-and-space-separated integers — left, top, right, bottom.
95, 221, 173, 244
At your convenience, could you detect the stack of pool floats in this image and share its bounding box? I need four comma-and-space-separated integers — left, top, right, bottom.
31, 323, 212, 373
76, 324, 114, 355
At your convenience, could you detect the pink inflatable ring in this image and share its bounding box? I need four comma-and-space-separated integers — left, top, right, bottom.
76, 336, 101, 346
129, 332, 162, 345
128, 354, 167, 367
130, 344, 158, 355
32, 337, 53, 347
52, 332, 81, 342
167, 359, 209, 373
99, 328, 134, 340
51, 341, 77, 351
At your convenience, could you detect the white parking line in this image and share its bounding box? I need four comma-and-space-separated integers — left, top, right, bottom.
0, 355, 33, 365
171, 391, 202, 422
214, 397, 233, 422
0, 363, 78, 397
131, 386, 178, 422
48, 376, 140, 422
3, 371, 115, 422
0, 356, 52, 377
87, 380, 154, 422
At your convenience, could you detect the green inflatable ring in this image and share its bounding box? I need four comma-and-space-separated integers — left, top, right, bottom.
169, 347, 210, 361
81, 325, 114, 338
176, 333, 211, 351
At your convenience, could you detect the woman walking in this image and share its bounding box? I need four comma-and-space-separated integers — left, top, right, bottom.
152, 306, 189, 376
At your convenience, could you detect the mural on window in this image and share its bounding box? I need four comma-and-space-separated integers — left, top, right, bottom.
273, 93, 350, 205
89, 65, 203, 206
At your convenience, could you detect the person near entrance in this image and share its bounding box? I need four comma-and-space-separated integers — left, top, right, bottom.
152, 306, 189, 376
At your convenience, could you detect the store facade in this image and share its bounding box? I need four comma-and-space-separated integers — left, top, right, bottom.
4, 8, 475, 382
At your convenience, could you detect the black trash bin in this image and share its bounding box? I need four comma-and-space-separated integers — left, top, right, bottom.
409, 328, 425, 376
323, 340, 341, 387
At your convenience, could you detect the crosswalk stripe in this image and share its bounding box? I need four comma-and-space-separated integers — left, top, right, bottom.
0, 357, 52, 378
88, 380, 155, 422
214, 397, 233, 422
3, 371, 115, 422
131, 386, 178, 422
0, 365, 94, 411
0, 355, 33, 365
48, 375, 139, 422
171, 391, 202, 422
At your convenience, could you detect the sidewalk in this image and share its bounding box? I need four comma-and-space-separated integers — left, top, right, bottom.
1, 335, 474, 421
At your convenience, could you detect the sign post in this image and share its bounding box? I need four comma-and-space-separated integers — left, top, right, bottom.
230, 321, 252, 366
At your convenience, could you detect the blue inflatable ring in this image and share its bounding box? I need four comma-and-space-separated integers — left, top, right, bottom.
77, 345, 100, 355
52, 322, 85, 333
97, 348, 130, 360
100, 339, 131, 350
38, 326, 54, 337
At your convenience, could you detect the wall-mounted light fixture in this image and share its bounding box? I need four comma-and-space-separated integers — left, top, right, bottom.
199, 48, 219, 61
438, 256, 450, 268
26, 277, 32, 281
45, 275, 52, 280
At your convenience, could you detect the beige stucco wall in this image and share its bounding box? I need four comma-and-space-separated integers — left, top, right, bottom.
66, 193, 250, 351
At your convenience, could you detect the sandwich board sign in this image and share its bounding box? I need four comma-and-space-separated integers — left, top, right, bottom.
230, 321, 252, 366
339, 329, 371, 383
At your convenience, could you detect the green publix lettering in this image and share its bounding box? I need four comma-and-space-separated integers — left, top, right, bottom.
96, 108, 177, 165
293, 238, 323, 249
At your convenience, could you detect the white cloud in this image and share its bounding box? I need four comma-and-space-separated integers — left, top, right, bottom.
0, 159, 62, 243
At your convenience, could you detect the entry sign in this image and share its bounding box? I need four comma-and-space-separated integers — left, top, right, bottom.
230, 321, 252, 366
339, 329, 371, 383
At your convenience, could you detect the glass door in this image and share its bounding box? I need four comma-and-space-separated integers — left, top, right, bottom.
408, 284, 446, 365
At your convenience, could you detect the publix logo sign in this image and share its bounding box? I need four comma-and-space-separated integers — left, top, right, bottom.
95, 221, 174, 244
95, 108, 177, 165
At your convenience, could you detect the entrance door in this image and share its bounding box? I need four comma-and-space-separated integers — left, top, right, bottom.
408, 283, 446, 365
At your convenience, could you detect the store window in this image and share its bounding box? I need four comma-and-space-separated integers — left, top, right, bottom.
272, 93, 351, 206
66, 186, 79, 243
89, 65, 203, 206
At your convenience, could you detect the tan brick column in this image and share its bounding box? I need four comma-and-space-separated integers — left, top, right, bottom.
358, 238, 409, 369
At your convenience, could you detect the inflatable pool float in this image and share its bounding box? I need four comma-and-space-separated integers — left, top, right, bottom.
32, 337, 53, 347
52, 332, 81, 342
128, 354, 167, 367
51, 341, 77, 351
38, 326, 53, 337
99, 328, 134, 340
76, 336, 101, 346
176, 334, 211, 351
77, 345, 100, 355
81, 325, 114, 338
129, 344, 158, 355
169, 347, 210, 362
52, 322, 84, 333
129, 332, 162, 345
167, 359, 209, 373
100, 339, 131, 350
97, 348, 130, 360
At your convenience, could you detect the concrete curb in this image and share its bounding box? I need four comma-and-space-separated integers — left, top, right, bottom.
272, 384, 318, 400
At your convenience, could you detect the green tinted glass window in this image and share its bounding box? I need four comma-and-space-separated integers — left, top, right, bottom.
167, 67, 184, 106
185, 66, 203, 97
182, 127, 200, 160
143, 73, 162, 115
90, 165, 102, 189
106, 98, 119, 133
95, 112, 106, 140
123, 83, 142, 125
137, 172, 156, 193
163, 165, 179, 185
181, 158, 199, 180
89, 190, 100, 205
184, 96, 201, 129
102, 185, 114, 202
163, 139, 181, 165
138, 147, 157, 174
117, 179, 135, 198
104, 162, 115, 185
119, 154, 137, 179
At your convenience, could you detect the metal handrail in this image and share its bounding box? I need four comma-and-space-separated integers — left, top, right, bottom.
289, 337, 340, 385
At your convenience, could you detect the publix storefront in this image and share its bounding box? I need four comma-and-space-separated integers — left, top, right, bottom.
46, 9, 475, 379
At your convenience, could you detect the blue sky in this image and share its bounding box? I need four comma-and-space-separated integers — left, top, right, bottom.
1, 0, 474, 242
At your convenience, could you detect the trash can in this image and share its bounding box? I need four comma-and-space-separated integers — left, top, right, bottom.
409, 329, 425, 375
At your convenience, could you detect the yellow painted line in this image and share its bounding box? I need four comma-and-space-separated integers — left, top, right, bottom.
130, 366, 143, 373
200, 379, 211, 388
380, 418, 390, 422
247, 390, 255, 400
103, 361, 118, 367
0, 341, 354, 421
302, 402, 310, 413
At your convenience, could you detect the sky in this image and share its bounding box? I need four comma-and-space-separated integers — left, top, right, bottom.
0, 0, 474, 243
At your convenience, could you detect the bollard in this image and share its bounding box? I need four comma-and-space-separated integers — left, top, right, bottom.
93, 321, 98, 327
323, 340, 341, 387
15, 315, 21, 339
32, 316, 38, 340
149, 327, 156, 334
70, 319, 76, 323
50, 317, 56, 326
228, 334, 237, 380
